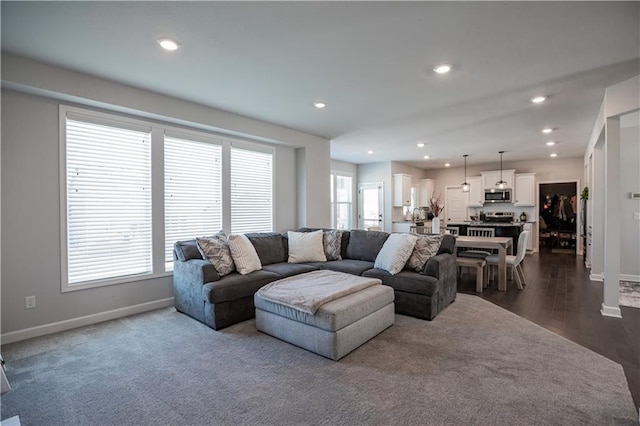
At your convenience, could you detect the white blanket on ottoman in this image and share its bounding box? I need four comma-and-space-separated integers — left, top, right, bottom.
256, 270, 381, 315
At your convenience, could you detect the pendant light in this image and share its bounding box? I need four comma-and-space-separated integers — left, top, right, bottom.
496, 151, 507, 189
461, 154, 470, 193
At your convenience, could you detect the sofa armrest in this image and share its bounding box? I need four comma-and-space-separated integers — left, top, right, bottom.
175, 259, 220, 285
422, 253, 455, 279
173, 258, 220, 323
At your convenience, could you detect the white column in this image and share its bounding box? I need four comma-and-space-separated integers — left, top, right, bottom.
590, 142, 605, 281
601, 117, 622, 318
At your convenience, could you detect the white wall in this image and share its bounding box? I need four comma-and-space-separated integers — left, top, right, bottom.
619, 120, 640, 278
1, 54, 330, 337
584, 74, 640, 317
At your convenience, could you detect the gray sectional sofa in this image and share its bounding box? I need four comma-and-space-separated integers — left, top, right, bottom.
173, 229, 457, 330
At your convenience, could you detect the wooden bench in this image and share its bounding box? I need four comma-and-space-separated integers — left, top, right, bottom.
456, 257, 487, 293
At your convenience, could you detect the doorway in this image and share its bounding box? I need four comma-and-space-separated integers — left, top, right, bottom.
358, 182, 383, 230
445, 186, 467, 224
538, 182, 578, 254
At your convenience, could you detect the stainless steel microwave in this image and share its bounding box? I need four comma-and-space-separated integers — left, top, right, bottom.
484, 188, 512, 203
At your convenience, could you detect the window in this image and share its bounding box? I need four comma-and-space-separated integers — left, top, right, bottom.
61, 106, 277, 290
63, 114, 152, 288
330, 172, 352, 230
164, 134, 222, 270
230, 145, 273, 233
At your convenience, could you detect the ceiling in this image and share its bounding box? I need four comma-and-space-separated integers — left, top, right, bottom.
2, 2, 639, 169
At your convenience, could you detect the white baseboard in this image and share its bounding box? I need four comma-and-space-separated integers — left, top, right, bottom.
590, 273, 603, 282
1, 297, 174, 345
600, 303, 622, 318
620, 274, 640, 283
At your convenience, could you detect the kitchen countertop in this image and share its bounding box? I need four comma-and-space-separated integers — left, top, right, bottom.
447, 222, 523, 227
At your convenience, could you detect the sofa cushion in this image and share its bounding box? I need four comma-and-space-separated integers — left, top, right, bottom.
308, 259, 375, 276
174, 240, 204, 262
228, 234, 262, 275
245, 232, 287, 266
362, 269, 439, 297
345, 230, 389, 262
287, 230, 327, 263
374, 233, 418, 275
196, 232, 235, 276
202, 270, 281, 304
323, 230, 343, 261
261, 262, 319, 278
406, 234, 443, 272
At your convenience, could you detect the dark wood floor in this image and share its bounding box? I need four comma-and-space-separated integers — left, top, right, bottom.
457, 250, 640, 411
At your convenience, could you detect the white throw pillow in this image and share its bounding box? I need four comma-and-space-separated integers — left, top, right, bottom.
228, 233, 262, 275
374, 233, 418, 275
288, 230, 327, 263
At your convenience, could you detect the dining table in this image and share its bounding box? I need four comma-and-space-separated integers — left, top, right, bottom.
455, 236, 513, 291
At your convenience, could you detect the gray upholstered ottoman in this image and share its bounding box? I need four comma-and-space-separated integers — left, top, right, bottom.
254, 271, 395, 360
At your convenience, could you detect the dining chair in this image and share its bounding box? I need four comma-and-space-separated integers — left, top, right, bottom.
458, 227, 495, 259
367, 226, 382, 231
446, 226, 459, 236
486, 230, 529, 290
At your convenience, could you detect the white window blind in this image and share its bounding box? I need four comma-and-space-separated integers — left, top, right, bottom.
231, 146, 273, 233
164, 135, 222, 270
65, 118, 152, 285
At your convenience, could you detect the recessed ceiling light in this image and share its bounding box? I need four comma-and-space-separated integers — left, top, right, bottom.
367, 150, 375, 155
550, 153, 558, 158
158, 38, 181, 51
423, 155, 430, 159
445, 163, 451, 167
313, 102, 326, 109
546, 141, 556, 146
541, 128, 554, 134
417, 142, 425, 148
531, 96, 547, 104
433, 64, 453, 74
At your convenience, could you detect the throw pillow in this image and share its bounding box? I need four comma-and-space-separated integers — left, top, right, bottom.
374, 233, 418, 275
406, 234, 443, 272
228, 233, 262, 275
288, 230, 327, 263
323, 230, 343, 261
196, 232, 235, 276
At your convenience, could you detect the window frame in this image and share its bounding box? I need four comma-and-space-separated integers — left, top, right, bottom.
60, 105, 277, 292
163, 129, 224, 272
330, 170, 353, 230
229, 140, 275, 234
60, 106, 164, 292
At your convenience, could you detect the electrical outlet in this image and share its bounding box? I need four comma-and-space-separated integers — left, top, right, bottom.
634, 212, 640, 220
25, 296, 36, 309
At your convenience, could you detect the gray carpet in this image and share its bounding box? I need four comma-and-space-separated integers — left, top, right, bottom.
1, 294, 636, 425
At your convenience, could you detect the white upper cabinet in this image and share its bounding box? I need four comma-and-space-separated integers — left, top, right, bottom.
514, 173, 536, 206
393, 173, 413, 207
481, 169, 515, 190
418, 178, 435, 207
466, 176, 484, 207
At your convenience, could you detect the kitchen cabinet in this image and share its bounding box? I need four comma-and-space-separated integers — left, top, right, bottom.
523, 222, 535, 251
393, 173, 413, 207
466, 176, 483, 207
481, 169, 515, 190
514, 173, 536, 206
418, 178, 435, 207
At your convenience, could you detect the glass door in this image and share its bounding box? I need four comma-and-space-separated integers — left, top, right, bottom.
358, 182, 383, 230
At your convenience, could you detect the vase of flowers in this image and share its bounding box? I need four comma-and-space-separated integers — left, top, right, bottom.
429, 194, 444, 234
